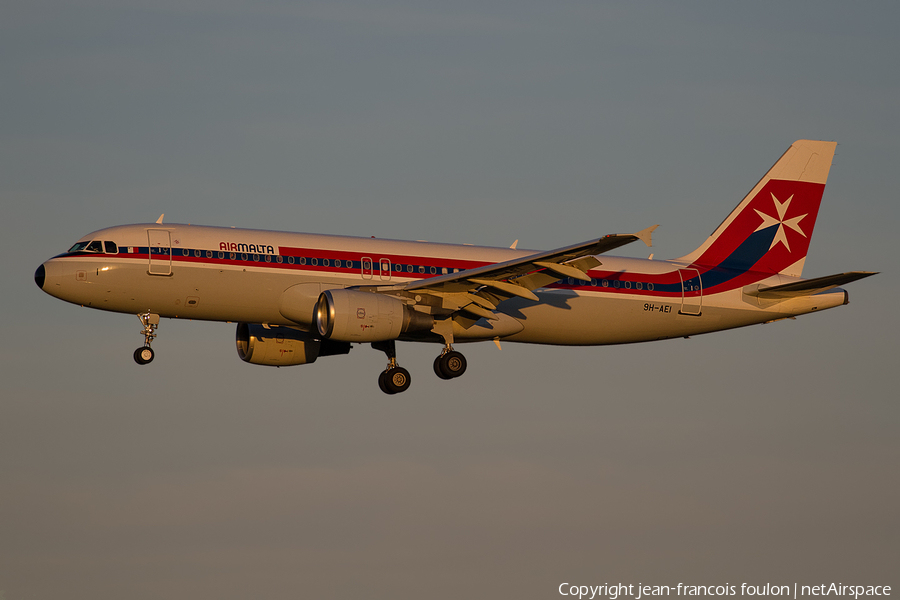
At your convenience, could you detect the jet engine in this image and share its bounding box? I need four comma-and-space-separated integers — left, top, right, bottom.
315, 289, 433, 342
236, 323, 350, 367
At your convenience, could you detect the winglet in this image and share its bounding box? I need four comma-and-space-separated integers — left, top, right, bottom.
634, 224, 658, 247
156, 214, 165, 224
509, 240, 519, 250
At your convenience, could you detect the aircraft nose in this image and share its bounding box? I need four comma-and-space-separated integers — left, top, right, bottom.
35, 263, 46, 289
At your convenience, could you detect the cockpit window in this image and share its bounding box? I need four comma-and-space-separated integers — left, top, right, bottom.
104, 241, 118, 254
86, 240, 103, 253
68, 241, 89, 253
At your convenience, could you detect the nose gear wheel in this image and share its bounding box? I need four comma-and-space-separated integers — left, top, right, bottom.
134, 311, 160, 365
134, 346, 155, 365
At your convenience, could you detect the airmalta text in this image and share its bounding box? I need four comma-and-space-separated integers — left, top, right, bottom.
219, 242, 275, 254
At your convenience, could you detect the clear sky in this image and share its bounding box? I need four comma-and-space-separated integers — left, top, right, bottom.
1, 2, 897, 599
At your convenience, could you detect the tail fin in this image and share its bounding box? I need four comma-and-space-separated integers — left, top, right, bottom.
679, 140, 837, 278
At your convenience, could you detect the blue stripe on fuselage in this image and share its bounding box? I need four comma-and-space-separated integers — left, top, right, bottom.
697, 226, 777, 289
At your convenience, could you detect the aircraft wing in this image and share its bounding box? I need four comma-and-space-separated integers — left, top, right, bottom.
745, 271, 878, 299
368, 225, 657, 322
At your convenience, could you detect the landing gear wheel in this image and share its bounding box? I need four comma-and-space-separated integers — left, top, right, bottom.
381, 367, 411, 394
433, 355, 452, 380
134, 346, 155, 365
438, 351, 467, 379
378, 370, 395, 395
372, 340, 411, 394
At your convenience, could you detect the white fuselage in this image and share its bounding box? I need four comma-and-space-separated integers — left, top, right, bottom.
37, 223, 847, 346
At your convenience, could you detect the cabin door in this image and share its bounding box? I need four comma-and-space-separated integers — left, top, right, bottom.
678, 268, 702, 315
148, 229, 172, 275
361, 257, 373, 280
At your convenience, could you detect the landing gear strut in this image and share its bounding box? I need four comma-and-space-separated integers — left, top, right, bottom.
134, 311, 160, 365
372, 340, 411, 394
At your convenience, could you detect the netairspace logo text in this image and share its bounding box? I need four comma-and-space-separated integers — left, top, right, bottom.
558, 584, 892, 600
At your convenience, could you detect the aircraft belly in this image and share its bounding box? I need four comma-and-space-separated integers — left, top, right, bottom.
500, 291, 787, 346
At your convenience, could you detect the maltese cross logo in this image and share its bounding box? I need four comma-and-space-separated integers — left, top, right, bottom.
754, 193, 807, 252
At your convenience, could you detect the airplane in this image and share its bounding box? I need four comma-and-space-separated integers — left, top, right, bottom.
34, 140, 876, 394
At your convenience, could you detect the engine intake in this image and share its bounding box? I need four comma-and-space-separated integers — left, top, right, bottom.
315, 289, 433, 342
236, 323, 350, 366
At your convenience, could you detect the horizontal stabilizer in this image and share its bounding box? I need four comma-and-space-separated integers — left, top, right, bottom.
745, 271, 877, 299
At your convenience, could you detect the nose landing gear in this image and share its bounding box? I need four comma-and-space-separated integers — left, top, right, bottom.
134, 311, 160, 365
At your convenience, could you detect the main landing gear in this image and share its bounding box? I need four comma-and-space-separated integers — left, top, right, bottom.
372, 340, 411, 394
433, 348, 467, 380
371, 340, 468, 394
134, 311, 160, 365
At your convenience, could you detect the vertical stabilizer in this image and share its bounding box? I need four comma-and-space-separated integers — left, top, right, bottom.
678, 140, 836, 278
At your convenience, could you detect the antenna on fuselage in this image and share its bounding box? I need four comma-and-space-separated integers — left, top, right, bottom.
156, 214, 165, 224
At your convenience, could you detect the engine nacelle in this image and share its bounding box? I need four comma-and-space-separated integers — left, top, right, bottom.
236, 323, 350, 367
315, 289, 433, 342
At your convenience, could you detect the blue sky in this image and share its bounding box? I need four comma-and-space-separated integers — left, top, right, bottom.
1, 2, 897, 599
